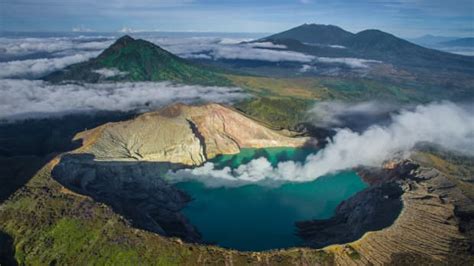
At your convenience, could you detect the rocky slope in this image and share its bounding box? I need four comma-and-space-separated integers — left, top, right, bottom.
297, 158, 474, 265
74, 103, 311, 165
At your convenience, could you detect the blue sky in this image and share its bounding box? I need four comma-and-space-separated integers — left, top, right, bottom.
1, 0, 473, 37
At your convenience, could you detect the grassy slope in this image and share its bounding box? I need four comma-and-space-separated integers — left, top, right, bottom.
227, 74, 430, 130
0, 160, 333, 265
95, 39, 231, 86
45, 36, 231, 87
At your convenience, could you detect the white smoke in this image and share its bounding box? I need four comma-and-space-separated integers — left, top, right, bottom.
167, 102, 474, 187
0, 79, 248, 121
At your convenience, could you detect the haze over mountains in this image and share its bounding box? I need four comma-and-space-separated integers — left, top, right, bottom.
409, 35, 474, 56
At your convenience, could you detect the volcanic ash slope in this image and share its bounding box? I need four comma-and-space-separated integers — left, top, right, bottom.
74, 103, 311, 165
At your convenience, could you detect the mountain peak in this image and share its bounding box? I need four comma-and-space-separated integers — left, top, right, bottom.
300, 23, 343, 29
43, 35, 230, 85
262, 23, 354, 45
111, 35, 136, 47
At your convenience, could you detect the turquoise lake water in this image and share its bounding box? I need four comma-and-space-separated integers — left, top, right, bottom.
175, 147, 367, 251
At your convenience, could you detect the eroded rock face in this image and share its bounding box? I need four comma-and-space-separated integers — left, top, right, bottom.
297, 182, 404, 248
75, 103, 310, 165
52, 154, 201, 242
297, 160, 474, 265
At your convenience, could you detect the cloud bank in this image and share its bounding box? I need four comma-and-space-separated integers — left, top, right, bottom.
0, 52, 99, 79
0, 35, 381, 79
315, 57, 381, 68
93, 68, 128, 78
167, 102, 474, 187
0, 79, 248, 121
151, 37, 314, 62
0, 36, 112, 58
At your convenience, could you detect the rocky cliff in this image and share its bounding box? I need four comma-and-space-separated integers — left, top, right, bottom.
74, 103, 311, 165
297, 158, 474, 265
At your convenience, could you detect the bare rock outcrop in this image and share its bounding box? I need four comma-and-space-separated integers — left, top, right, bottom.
298, 160, 474, 265
74, 103, 310, 165
52, 154, 202, 242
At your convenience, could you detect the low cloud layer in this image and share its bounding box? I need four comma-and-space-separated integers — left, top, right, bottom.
0, 52, 99, 79
0, 79, 247, 121
315, 57, 381, 68
208, 45, 315, 62
168, 102, 474, 187
93, 68, 128, 78
0, 35, 381, 80
0, 36, 112, 59
152, 37, 315, 62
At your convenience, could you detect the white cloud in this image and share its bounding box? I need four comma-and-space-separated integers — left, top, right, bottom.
168, 102, 474, 187
0, 36, 112, 58
93, 68, 128, 78
328, 45, 347, 49
0, 79, 248, 121
1, 35, 375, 71
300, 64, 317, 72
208, 45, 315, 62
246, 42, 287, 49
146, 36, 314, 62
72, 25, 94, 32
0, 52, 99, 79
119, 27, 137, 33
315, 57, 381, 68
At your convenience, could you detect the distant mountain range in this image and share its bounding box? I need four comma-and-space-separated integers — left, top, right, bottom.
410, 35, 474, 48
44, 35, 230, 86
44, 25, 473, 92
408, 35, 459, 46
259, 24, 474, 72
438, 38, 474, 47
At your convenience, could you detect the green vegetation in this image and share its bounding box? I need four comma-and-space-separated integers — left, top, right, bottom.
229, 74, 436, 103
229, 74, 438, 130
44, 36, 231, 86
344, 245, 361, 260
235, 97, 313, 130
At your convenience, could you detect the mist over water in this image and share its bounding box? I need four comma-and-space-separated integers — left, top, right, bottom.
168, 101, 474, 187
